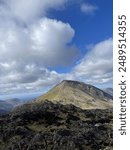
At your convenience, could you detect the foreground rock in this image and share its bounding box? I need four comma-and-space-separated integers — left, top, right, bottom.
0, 100, 112, 150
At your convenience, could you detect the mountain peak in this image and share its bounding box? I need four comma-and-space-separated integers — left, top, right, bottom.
61, 79, 88, 85
35, 80, 112, 109
58, 80, 91, 89
61, 80, 81, 84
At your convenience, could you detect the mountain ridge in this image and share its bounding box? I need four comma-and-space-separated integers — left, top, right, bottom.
35, 80, 112, 109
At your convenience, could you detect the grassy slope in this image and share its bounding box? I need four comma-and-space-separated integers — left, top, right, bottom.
36, 81, 113, 109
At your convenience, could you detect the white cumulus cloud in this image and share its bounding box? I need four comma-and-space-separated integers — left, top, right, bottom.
72, 38, 113, 84
0, 0, 78, 95
0, 37, 113, 95
0, 1, 112, 96
0, 0, 67, 24
0, 18, 77, 66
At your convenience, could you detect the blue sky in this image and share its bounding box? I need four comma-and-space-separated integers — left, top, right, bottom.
0, 0, 113, 99
49, 0, 112, 47
48, 0, 113, 73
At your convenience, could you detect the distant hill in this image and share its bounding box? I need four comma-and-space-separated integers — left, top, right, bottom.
103, 88, 113, 96
0, 100, 13, 115
35, 80, 113, 109
0, 98, 33, 115
5, 98, 23, 107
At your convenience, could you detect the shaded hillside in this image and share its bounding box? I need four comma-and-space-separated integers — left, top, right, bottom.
0, 100, 112, 150
103, 88, 113, 96
36, 80, 113, 109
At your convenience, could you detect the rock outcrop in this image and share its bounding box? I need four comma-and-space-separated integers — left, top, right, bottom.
0, 101, 112, 150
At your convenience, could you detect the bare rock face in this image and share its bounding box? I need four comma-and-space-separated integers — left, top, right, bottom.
36, 80, 113, 109
0, 101, 113, 150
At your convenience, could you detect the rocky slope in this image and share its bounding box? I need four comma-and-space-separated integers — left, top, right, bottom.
0, 101, 112, 150
36, 80, 113, 109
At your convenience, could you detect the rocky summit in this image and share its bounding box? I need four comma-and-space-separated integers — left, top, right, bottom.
35, 80, 113, 109
0, 100, 112, 150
